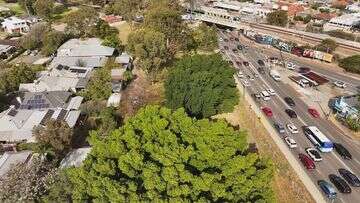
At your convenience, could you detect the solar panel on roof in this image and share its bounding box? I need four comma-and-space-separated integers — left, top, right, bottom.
40, 109, 55, 125
56, 109, 68, 121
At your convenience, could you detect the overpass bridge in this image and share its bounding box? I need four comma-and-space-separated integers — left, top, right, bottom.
190, 9, 360, 52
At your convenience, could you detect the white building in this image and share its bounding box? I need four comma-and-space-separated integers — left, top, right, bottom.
323, 13, 360, 32
1, 17, 29, 33
346, 3, 360, 13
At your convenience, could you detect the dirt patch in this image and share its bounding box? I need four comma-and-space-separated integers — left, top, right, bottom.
119, 68, 165, 119
215, 101, 315, 203
110, 21, 132, 45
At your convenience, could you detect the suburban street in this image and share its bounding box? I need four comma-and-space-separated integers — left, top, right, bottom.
218, 31, 360, 203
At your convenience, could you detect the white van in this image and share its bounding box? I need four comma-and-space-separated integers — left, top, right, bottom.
261, 91, 271, 101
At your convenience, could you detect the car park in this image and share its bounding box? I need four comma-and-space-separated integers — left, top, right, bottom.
261, 107, 273, 117
287, 62, 296, 70
236, 71, 244, 78
338, 168, 360, 187
334, 81, 347, 88
267, 88, 276, 95
333, 143, 352, 160
241, 79, 250, 87
274, 122, 285, 134
284, 97, 295, 106
329, 174, 352, 193
285, 109, 297, 118
318, 180, 337, 200
286, 123, 298, 134
298, 153, 315, 170
285, 137, 297, 148
308, 108, 320, 118
243, 61, 249, 66
306, 148, 322, 162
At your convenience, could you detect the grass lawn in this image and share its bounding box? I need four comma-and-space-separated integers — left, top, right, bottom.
111, 21, 131, 44
0, 1, 25, 16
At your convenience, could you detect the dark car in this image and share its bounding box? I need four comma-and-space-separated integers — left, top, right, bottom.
243, 61, 249, 66
298, 153, 315, 170
274, 123, 285, 134
334, 143, 352, 160
257, 59, 265, 66
224, 38, 229, 42
258, 67, 265, 74
236, 61, 242, 66
284, 97, 295, 106
285, 109, 297, 118
339, 168, 360, 187
298, 67, 311, 74
318, 180, 337, 200
237, 45, 243, 50
228, 61, 233, 65
329, 174, 352, 193
224, 46, 229, 50
232, 48, 238, 53
253, 93, 261, 100
234, 37, 239, 41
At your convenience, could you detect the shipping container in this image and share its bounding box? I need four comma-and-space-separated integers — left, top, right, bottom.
322, 53, 333, 63
314, 51, 324, 60
291, 47, 304, 56
303, 49, 315, 58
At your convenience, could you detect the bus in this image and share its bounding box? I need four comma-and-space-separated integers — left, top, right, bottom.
303, 126, 333, 152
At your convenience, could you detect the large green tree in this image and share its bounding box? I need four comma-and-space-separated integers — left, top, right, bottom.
127, 28, 172, 73
67, 105, 274, 202
266, 10, 288, 27
41, 30, 67, 56
0, 63, 37, 93
34, 0, 54, 21
339, 55, 360, 74
80, 68, 112, 101
20, 23, 50, 50
192, 23, 218, 51
111, 0, 145, 21
315, 38, 338, 53
165, 54, 239, 118
64, 7, 98, 37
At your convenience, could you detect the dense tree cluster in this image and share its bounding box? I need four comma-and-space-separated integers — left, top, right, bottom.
165, 54, 239, 118
79, 68, 112, 101
66, 105, 274, 202
339, 55, 360, 74
192, 23, 218, 51
315, 38, 338, 53
0, 63, 38, 93
267, 10, 288, 27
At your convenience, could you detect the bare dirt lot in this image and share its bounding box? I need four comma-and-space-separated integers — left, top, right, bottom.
119, 68, 165, 119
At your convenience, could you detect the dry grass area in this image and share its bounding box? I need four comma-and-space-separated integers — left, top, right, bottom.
119, 68, 165, 119
111, 21, 132, 45
215, 101, 315, 203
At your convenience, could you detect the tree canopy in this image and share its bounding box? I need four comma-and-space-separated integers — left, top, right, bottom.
165, 54, 239, 118
66, 105, 274, 202
64, 7, 98, 37
192, 23, 218, 51
339, 55, 360, 74
266, 10, 288, 27
315, 38, 338, 53
0, 63, 38, 93
127, 28, 172, 73
34, 0, 54, 21
111, 0, 145, 21
41, 30, 67, 56
79, 68, 112, 101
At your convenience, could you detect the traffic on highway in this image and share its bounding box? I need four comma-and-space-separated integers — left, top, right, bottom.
218, 30, 360, 203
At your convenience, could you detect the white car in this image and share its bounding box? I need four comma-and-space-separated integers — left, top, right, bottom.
241, 79, 250, 87
219, 37, 224, 42
237, 71, 244, 78
286, 123, 298, 134
261, 91, 270, 101
267, 88, 276, 96
284, 137, 297, 149
306, 148, 322, 162
287, 62, 296, 70
334, 81, 346, 88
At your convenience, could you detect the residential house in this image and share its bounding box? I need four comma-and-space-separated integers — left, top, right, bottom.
0, 150, 32, 178
1, 16, 41, 34
331, 95, 359, 117
115, 52, 132, 69
323, 13, 360, 32
50, 38, 115, 68
346, 2, 360, 13
0, 106, 81, 143
0, 44, 16, 59
60, 147, 91, 168
18, 65, 93, 93
287, 4, 305, 17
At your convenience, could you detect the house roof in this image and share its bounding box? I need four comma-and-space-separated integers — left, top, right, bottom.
18, 91, 72, 110
60, 147, 91, 168
50, 56, 108, 68
48, 65, 93, 78
0, 151, 32, 177
57, 38, 115, 57
0, 107, 81, 142
66, 96, 83, 110
111, 68, 126, 80
19, 75, 81, 93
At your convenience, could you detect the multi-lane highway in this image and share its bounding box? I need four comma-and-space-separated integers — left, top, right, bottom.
218, 31, 360, 203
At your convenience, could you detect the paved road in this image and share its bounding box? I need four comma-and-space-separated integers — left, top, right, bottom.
219, 31, 360, 203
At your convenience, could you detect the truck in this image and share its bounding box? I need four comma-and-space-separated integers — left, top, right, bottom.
270, 69, 281, 81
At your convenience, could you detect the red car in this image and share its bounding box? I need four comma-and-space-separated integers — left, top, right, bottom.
236, 61, 242, 66
308, 108, 320, 118
262, 107, 273, 117
299, 153, 316, 170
